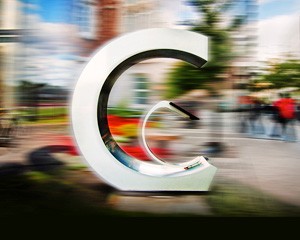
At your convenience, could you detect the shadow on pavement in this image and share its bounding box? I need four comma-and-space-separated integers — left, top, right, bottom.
0, 144, 300, 217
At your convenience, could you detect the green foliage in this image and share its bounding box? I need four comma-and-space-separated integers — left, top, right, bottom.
107, 101, 143, 118
15, 80, 45, 103
107, 107, 141, 118
1, 171, 299, 216
250, 59, 300, 90
166, 62, 210, 98
207, 181, 300, 216
165, 0, 246, 98
17, 106, 68, 125
262, 60, 300, 89
25, 171, 52, 183
38, 106, 67, 117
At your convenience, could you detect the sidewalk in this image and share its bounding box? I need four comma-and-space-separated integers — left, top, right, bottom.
104, 131, 300, 215
211, 136, 300, 207
105, 111, 300, 214
0, 121, 300, 216
168, 111, 300, 207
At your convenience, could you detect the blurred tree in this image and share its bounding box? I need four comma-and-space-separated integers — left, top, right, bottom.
165, 0, 246, 98
16, 80, 46, 121
252, 60, 300, 90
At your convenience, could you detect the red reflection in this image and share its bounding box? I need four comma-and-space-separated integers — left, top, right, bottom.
119, 145, 170, 161
55, 135, 79, 156
108, 114, 171, 161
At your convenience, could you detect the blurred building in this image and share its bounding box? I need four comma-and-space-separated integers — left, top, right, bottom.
120, 0, 162, 33
74, 0, 121, 57
1, 0, 259, 112
230, 0, 258, 87
73, 0, 173, 110
0, 0, 172, 110
106, 0, 260, 111
0, 0, 23, 109
108, 0, 174, 110
74, 0, 164, 54
221, 0, 259, 109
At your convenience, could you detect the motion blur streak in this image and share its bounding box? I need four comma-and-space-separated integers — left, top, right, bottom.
0, 0, 299, 216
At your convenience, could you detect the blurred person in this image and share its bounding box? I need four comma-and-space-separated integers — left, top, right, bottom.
237, 95, 254, 133
296, 100, 300, 122
174, 99, 200, 129
185, 99, 201, 128
248, 97, 265, 135
270, 93, 297, 141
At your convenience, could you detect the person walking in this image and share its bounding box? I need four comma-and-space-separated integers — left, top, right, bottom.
248, 97, 265, 135
270, 93, 297, 141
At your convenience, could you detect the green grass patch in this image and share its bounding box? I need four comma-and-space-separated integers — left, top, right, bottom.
24, 171, 53, 183
65, 163, 89, 171
21, 116, 69, 125
107, 107, 142, 118
0, 169, 187, 217
37, 106, 68, 117
1, 168, 300, 217
14, 106, 69, 125
0, 170, 124, 216
207, 181, 300, 217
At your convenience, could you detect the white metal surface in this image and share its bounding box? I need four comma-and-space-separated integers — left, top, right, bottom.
71, 28, 217, 191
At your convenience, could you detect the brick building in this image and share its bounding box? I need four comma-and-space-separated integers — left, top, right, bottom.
74, 0, 121, 57
0, 0, 22, 108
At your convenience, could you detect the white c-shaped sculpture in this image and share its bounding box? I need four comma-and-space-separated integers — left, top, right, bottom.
140, 100, 206, 169
71, 28, 217, 191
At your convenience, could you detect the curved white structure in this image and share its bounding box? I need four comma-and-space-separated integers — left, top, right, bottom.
140, 100, 203, 168
71, 28, 217, 191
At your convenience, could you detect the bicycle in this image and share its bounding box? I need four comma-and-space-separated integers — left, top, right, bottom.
0, 108, 22, 147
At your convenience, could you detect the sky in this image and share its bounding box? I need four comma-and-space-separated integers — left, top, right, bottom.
256, 0, 300, 62
38, 0, 74, 23
19, 0, 80, 87
20, 0, 73, 23
34, 0, 300, 60
18, 0, 300, 86
164, 0, 300, 63
258, 0, 300, 19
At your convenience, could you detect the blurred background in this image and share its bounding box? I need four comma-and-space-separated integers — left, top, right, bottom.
1, 0, 300, 217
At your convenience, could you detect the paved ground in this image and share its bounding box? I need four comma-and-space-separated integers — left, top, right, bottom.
172, 112, 300, 207
212, 137, 300, 206
0, 115, 300, 216
95, 130, 300, 215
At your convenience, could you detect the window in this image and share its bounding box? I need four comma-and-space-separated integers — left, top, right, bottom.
76, 0, 97, 39
133, 74, 149, 105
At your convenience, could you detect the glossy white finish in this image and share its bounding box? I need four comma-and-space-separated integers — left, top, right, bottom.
71, 28, 217, 191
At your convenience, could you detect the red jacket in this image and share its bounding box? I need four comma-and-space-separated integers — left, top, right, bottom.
273, 98, 296, 119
